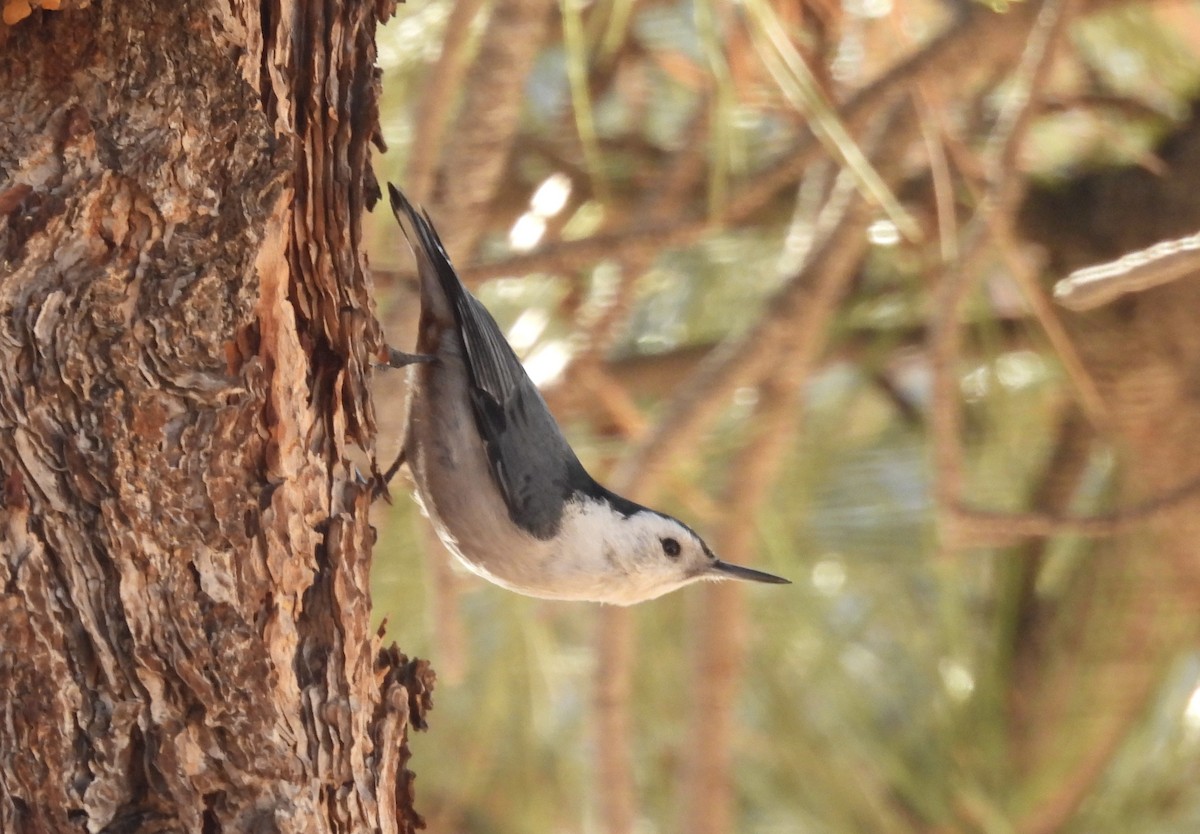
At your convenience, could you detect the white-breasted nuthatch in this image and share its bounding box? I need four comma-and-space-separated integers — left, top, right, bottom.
383, 184, 790, 605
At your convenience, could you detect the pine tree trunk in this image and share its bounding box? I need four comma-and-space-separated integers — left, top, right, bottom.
0, 2, 433, 831
1009, 104, 1200, 832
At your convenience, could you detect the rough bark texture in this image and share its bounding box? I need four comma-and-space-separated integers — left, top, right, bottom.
0, 1, 433, 832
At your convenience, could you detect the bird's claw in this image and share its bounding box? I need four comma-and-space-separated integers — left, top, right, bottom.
379, 346, 435, 369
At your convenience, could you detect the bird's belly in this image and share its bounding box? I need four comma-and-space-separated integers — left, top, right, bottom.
403, 352, 561, 596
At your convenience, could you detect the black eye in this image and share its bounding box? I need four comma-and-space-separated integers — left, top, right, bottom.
661, 537, 681, 558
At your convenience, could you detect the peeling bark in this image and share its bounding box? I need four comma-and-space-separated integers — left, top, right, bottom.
0, 1, 433, 831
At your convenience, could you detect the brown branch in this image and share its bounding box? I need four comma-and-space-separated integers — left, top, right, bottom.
460, 217, 707, 282
943, 470, 1200, 548
1006, 404, 1095, 766
929, 0, 1078, 519
454, 3, 1035, 286
724, 1, 1036, 225
428, 0, 554, 261
992, 219, 1110, 430
593, 606, 637, 834
404, 0, 488, 205
585, 102, 916, 834
1039, 92, 1176, 123
1053, 229, 1200, 311
609, 171, 882, 502
586, 108, 711, 834
680, 339, 808, 834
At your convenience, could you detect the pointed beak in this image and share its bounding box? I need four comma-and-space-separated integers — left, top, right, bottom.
709, 559, 791, 585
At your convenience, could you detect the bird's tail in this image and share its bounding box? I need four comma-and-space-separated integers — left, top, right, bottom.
387, 183, 462, 325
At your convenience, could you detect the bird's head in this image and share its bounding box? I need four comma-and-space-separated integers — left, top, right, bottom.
588, 505, 790, 604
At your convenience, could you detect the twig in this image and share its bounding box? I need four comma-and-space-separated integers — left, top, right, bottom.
611, 170, 876, 501
593, 605, 636, 834
680, 344, 808, 834
992, 219, 1110, 430
460, 218, 706, 283
929, 0, 1077, 513
606, 102, 913, 506
1053, 230, 1200, 311
1039, 92, 1176, 123
404, 0, 488, 205
429, 0, 554, 261
944, 469, 1200, 548
455, 3, 1033, 286
724, 1, 1035, 224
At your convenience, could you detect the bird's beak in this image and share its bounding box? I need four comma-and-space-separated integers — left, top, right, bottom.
709, 559, 791, 585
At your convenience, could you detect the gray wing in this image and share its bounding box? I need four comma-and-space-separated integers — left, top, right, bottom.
389, 185, 592, 539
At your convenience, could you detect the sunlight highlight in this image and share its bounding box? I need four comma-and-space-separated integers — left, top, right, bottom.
867, 219, 901, 247
531, 173, 572, 217
507, 309, 550, 353
524, 341, 572, 387
939, 659, 975, 701
811, 559, 846, 596
510, 213, 547, 252
1183, 683, 1200, 732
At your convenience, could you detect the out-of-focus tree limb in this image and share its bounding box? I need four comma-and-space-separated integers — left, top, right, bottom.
725, 0, 1035, 224
943, 473, 1200, 545
679, 348, 808, 834
428, 0, 554, 261
610, 102, 910, 506
1053, 229, 1200, 311
446, 2, 1034, 287
598, 110, 892, 834
593, 607, 637, 834
405, 0, 488, 205
929, 0, 1077, 532
587, 108, 714, 834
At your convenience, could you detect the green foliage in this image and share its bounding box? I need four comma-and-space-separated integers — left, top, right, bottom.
369, 0, 1200, 831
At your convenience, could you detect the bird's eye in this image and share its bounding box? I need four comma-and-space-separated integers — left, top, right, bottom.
661, 537, 681, 558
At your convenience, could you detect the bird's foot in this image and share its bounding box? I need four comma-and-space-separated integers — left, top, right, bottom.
370, 448, 407, 502
378, 346, 436, 369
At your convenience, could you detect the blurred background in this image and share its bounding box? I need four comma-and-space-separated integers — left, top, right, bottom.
364, 0, 1200, 831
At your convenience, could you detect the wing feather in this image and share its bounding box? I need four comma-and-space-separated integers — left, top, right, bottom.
389, 185, 592, 539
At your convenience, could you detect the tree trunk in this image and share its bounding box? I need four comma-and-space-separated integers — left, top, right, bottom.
0, 2, 433, 832
1009, 102, 1200, 832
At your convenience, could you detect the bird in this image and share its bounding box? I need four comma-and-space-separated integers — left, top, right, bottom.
381, 183, 790, 605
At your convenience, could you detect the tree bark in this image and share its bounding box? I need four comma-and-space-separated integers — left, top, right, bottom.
1008, 101, 1200, 833
0, 2, 433, 832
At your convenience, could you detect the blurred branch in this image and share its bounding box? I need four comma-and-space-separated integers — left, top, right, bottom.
560, 0, 608, 202
429, 0, 554, 261
1040, 92, 1178, 123
744, 0, 920, 240
611, 102, 911, 503
591, 128, 887, 834
404, 0, 487, 205
593, 607, 636, 834
1014, 651, 1165, 834
611, 193, 873, 497
725, 0, 1035, 224
929, 0, 1078, 528
946, 471, 1200, 547
992, 219, 1109, 429
422, 519, 468, 686
587, 109, 712, 834
680, 326, 809, 834
461, 217, 706, 282
1003, 404, 1094, 764
1053, 229, 1200, 311
577, 111, 711, 359
453, 2, 1034, 288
